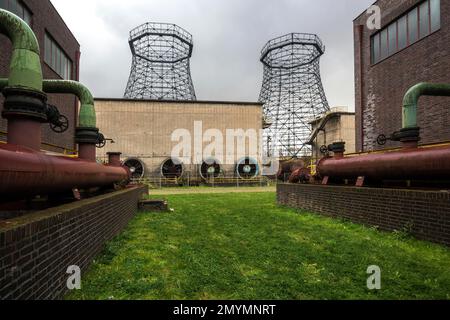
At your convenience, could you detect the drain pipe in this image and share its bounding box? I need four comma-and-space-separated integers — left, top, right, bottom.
400, 82, 450, 148
42, 80, 99, 161
0, 9, 46, 151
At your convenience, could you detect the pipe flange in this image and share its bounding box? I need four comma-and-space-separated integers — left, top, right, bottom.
328, 141, 346, 154
1, 87, 48, 122
75, 127, 100, 144
398, 127, 421, 143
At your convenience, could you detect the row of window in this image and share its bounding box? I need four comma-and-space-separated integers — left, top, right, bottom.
44, 33, 73, 80
0, 0, 31, 24
371, 0, 441, 64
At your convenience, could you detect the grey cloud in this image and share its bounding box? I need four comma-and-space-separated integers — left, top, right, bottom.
51, 0, 374, 109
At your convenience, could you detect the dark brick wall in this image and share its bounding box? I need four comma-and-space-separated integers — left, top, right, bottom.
354, 0, 450, 152
0, 186, 148, 300
0, 0, 80, 151
277, 183, 450, 246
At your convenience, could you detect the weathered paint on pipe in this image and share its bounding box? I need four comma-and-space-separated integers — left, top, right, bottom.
42, 80, 96, 128
0, 144, 130, 195
317, 146, 450, 181
403, 82, 450, 129
0, 9, 43, 91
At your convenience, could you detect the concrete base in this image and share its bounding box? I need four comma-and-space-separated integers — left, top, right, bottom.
139, 200, 169, 212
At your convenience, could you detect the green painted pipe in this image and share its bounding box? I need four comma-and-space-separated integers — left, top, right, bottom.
0, 9, 43, 91
403, 82, 450, 129
42, 80, 96, 128
1, 78, 97, 128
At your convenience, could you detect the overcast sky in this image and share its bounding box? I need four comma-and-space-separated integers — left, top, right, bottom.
51, 0, 374, 110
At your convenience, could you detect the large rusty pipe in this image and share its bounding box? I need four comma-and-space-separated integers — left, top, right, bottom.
0, 144, 130, 195
317, 145, 450, 181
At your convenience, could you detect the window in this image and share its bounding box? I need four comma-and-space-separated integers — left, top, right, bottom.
44, 33, 73, 80
408, 8, 419, 44
388, 23, 397, 54
0, 0, 32, 25
430, 0, 441, 32
419, 1, 430, 38
398, 16, 408, 50
371, 0, 441, 64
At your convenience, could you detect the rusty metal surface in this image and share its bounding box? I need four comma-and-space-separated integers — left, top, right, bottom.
0, 144, 130, 195
317, 146, 450, 180
277, 159, 305, 181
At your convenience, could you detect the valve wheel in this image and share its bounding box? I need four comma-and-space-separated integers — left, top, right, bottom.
319, 145, 328, 155
96, 140, 107, 148
377, 134, 387, 146
50, 115, 69, 133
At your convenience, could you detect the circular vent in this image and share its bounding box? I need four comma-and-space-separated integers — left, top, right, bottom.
161, 158, 184, 178
200, 158, 222, 179
124, 158, 145, 179
236, 157, 260, 179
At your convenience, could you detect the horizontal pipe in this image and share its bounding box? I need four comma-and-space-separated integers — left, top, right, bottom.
403, 82, 450, 129
0, 144, 130, 195
317, 146, 450, 181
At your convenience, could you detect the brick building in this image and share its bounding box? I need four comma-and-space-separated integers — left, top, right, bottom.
0, 0, 80, 152
354, 0, 449, 152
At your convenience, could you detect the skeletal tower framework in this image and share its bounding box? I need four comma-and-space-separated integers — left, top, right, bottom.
124, 22, 197, 100
259, 33, 330, 158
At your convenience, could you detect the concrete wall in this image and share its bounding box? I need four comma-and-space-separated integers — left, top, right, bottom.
0, 0, 80, 152
95, 99, 263, 178
354, 0, 450, 152
0, 186, 148, 300
277, 183, 450, 246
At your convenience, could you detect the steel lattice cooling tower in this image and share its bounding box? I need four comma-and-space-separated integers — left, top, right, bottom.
259, 33, 330, 158
124, 22, 197, 101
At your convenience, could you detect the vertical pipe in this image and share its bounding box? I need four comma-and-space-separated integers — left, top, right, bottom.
108, 152, 122, 167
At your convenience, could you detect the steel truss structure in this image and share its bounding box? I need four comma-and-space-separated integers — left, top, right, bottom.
124, 22, 197, 100
259, 33, 330, 157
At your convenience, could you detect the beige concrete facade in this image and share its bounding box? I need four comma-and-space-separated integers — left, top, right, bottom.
308, 108, 356, 159
95, 99, 263, 178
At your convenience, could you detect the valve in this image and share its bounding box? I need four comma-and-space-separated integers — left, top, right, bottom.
376, 134, 388, 146
319, 145, 329, 155
46, 104, 69, 133
96, 133, 106, 148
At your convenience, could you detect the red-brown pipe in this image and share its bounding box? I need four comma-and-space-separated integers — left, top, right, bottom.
7, 118, 42, 150
317, 146, 450, 180
0, 144, 130, 195
78, 143, 97, 162
108, 152, 122, 167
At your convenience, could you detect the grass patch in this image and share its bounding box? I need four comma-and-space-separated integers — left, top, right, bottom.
67, 192, 450, 300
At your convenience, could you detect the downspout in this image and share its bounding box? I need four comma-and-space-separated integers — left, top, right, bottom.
0, 9, 46, 150
42, 80, 99, 162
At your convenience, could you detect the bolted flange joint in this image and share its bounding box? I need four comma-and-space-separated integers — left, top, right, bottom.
1, 87, 48, 122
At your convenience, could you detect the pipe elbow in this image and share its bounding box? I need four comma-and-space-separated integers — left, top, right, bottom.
42, 80, 96, 128
402, 82, 450, 129
0, 9, 43, 91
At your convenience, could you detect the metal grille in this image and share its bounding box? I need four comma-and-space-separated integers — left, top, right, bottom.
259, 33, 330, 158
124, 22, 197, 101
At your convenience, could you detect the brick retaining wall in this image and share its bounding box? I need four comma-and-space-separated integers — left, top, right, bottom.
277, 183, 450, 246
0, 185, 148, 300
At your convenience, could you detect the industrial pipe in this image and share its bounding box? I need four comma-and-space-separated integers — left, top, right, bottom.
403, 82, 450, 129
42, 80, 99, 161
0, 144, 130, 195
0, 9, 42, 91
42, 80, 96, 128
317, 145, 450, 182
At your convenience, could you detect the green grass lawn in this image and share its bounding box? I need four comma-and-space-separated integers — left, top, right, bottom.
67, 192, 450, 300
